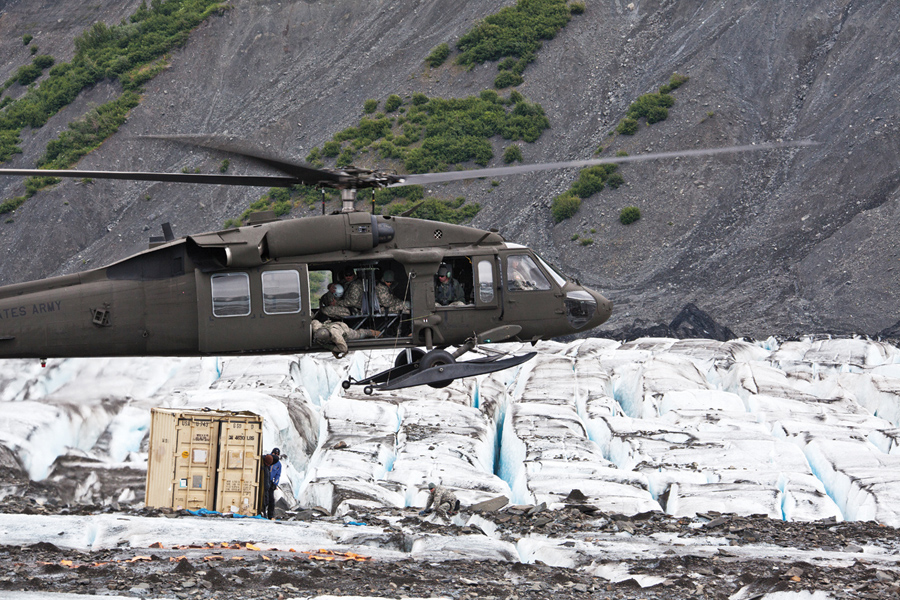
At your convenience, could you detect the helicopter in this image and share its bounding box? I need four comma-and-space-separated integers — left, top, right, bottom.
0, 136, 813, 392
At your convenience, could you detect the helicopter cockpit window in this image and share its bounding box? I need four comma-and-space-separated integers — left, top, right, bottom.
261, 270, 301, 314
506, 255, 551, 292
534, 254, 568, 287
477, 260, 494, 303
211, 272, 251, 317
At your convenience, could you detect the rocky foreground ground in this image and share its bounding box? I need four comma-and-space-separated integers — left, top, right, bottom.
1, 495, 899, 599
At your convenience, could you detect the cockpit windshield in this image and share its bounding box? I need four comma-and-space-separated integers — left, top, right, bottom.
534, 254, 568, 287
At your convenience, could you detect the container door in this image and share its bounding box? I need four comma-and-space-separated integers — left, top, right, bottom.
145, 409, 177, 509
197, 265, 311, 353
215, 416, 263, 515
172, 415, 218, 511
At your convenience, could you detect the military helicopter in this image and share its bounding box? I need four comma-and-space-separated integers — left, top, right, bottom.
0, 136, 813, 392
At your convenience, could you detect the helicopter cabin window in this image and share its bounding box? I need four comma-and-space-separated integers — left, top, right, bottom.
211, 272, 251, 317
477, 260, 494, 303
506, 255, 551, 292
261, 270, 302, 314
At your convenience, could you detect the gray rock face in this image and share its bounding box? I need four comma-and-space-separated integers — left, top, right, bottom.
0, 0, 898, 339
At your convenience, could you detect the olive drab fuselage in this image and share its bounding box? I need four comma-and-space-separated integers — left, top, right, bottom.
0, 213, 612, 359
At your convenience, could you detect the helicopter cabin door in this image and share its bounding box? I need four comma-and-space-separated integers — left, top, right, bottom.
196, 265, 310, 353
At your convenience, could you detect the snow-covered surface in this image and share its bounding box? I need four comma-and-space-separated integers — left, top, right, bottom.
2, 336, 900, 599
4, 337, 900, 523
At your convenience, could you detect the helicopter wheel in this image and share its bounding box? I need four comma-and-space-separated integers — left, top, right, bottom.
420, 349, 456, 389
394, 347, 426, 368
364, 386, 374, 396
341, 380, 351, 390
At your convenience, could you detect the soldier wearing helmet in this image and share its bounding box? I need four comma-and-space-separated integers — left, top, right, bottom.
376, 270, 409, 314
434, 263, 465, 306
319, 282, 350, 318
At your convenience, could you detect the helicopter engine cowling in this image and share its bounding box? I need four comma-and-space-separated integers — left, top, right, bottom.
265, 213, 393, 260
190, 213, 395, 268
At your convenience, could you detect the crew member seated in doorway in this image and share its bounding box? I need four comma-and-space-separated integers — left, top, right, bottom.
434, 263, 466, 306
377, 270, 409, 314
319, 283, 350, 318
336, 268, 363, 314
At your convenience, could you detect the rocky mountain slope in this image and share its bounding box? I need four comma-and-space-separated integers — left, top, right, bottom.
0, 0, 897, 339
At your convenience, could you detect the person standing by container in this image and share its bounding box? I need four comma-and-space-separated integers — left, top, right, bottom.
262, 447, 281, 519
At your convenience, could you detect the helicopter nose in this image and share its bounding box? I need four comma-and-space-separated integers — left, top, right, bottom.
590, 290, 613, 327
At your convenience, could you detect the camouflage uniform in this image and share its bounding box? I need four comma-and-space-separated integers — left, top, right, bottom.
319, 291, 351, 318
311, 319, 378, 358
424, 484, 459, 518
435, 277, 465, 306
376, 282, 408, 314
336, 279, 364, 314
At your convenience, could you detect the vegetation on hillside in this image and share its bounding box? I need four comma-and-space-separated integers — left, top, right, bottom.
425, 0, 583, 89
312, 91, 549, 174
1, 0, 230, 215
554, 74, 689, 224
616, 73, 689, 135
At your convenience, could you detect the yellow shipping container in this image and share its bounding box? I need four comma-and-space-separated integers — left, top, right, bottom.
146, 408, 263, 515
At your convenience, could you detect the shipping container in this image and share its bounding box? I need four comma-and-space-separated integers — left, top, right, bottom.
146, 408, 263, 514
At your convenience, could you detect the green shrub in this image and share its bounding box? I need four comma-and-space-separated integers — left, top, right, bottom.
385, 197, 480, 224
617, 117, 638, 135
305, 147, 320, 163
479, 89, 500, 103
615, 150, 629, 157
425, 43, 450, 68
508, 90, 524, 104
15, 64, 41, 86
569, 2, 586, 14
23, 34, 33, 46
659, 72, 689, 93
570, 233, 579, 241
0, 0, 229, 166
503, 144, 523, 163
32, 55, 54, 69
37, 91, 141, 169
569, 164, 618, 198
625, 91, 676, 125
412, 92, 428, 106
363, 99, 378, 113
580, 237, 593, 245
551, 192, 581, 222
498, 57, 518, 71
322, 141, 341, 157
269, 187, 291, 203
606, 172, 624, 188
385, 94, 402, 112
30, 46, 38, 55
494, 71, 524, 89
219, 158, 230, 172
619, 206, 641, 225
315, 92, 549, 174
456, 0, 574, 67
336, 147, 355, 167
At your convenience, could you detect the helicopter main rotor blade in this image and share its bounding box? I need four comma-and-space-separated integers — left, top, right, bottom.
392, 140, 818, 187
141, 134, 344, 186
0, 139, 816, 191
0, 168, 300, 187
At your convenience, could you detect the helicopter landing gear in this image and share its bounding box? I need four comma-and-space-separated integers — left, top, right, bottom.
342, 344, 535, 393
394, 347, 426, 368
419, 349, 455, 389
